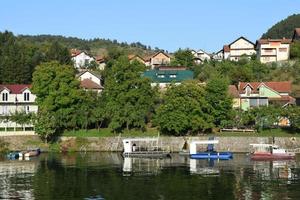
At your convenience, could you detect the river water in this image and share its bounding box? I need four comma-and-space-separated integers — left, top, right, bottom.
0, 153, 300, 200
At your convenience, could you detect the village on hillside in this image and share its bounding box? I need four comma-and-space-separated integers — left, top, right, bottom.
0, 27, 300, 135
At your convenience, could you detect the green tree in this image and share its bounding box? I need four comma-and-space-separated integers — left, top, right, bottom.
32, 61, 83, 140
154, 81, 213, 135
104, 57, 157, 132
290, 41, 300, 59
171, 49, 195, 68
205, 76, 234, 128
45, 41, 72, 65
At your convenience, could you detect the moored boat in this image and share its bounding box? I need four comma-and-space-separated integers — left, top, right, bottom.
250, 144, 295, 160
189, 140, 233, 160
24, 148, 41, 157
7, 152, 20, 160
122, 138, 171, 158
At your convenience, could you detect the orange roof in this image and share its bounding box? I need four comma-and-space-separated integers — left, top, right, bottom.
228, 85, 239, 98
238, 81, 292, 93
257, 38, 292, 44
80, 79, 103, 90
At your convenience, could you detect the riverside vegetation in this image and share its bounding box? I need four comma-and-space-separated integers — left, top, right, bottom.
1, 24, 300, 142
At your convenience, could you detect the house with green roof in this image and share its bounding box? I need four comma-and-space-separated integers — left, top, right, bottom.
143, 66, 194, 89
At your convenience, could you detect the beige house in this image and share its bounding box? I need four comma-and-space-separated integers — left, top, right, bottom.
128, 55, 146, 65
256, 38, 292, 63
145, 52, 171, 69
222, 37, 256, 61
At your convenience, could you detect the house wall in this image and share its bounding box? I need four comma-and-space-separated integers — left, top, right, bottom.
258, 43, 290, 63
229, 38, 256, 60
150, 53, 170, 68
241, 99, 250, 111
259, 86, 281, 98
232, 98, 240, 108
0, 89, 37, 113
72, 52, 95, 68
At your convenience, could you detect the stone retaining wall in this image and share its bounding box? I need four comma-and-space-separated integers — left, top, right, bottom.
1, 135, 300, 152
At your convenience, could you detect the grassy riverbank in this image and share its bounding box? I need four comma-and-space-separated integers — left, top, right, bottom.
63, 128, 159, 137
62, 128, 300, 137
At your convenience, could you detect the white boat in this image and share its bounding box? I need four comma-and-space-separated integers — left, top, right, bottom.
122, 138, 170, 158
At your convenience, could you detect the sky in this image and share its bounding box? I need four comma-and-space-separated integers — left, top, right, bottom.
0, 0, 299, 53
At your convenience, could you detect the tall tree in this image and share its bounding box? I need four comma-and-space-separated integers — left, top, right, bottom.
171, 49, 195, 68
205, 76, 234, 128
32, 61, 83, 140
154, 81, 213, 135
45, 41, 72, 65
103, 57, 157, 132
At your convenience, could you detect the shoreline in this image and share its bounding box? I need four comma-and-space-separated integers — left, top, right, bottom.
1, 135, 300, 153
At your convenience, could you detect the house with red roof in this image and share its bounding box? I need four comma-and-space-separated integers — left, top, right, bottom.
229, 81, 295, 111
77, 70, 104, 93
0, 84, 38, 129
71, 49, 96, 69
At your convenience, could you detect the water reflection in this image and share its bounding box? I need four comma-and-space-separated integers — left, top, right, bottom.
0, 156, 39, 199
0, 153, 300, 200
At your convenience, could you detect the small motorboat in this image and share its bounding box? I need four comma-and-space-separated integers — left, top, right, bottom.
18, 148, 41, 159
24, 148, 41, 157
189, 140, 233, 160
7, 151, 20, 160
250, 144, 295, 160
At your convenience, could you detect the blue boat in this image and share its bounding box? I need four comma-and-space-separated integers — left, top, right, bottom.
189, 139, 233, 160
190, 152, 233, 160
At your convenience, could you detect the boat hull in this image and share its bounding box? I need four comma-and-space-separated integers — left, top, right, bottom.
190, 152, 233, 160
251, 153, 295, 161
24, 149, 41, 158
123, 151, 171, 158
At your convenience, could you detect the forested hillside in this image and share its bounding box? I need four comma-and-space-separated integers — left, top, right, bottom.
261, 14, 300, 39
18, 34, 161, 57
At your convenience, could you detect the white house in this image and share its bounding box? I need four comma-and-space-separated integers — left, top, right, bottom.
0, 84, 38, 129
71, 50, 96, 69
191, 49, 211, 64
256, 38, 292, 63
216, 37, 256, 61
77, 71, 104, 93
212, 49, 224, 61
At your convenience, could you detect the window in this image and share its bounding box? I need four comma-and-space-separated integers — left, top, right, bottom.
157, 75, 165, 78
24, 106, 30, 113
279, 48, 287, 52
249, 99, 258, 107
245, 86, 252, 96
2, 93, 8, 101
170, 74, 176, 78
264, 48, 273, 53
24, 92, 30, 101
1, 106, 8, 115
